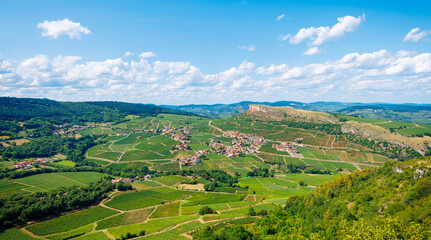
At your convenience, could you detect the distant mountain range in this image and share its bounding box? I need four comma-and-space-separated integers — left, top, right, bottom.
1, 97, 430, 125
164, 101, 431, 124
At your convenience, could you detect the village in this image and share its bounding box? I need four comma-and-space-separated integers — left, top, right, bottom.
273, 141, 304, 158
55, 123, 303, 169
160, 127, 304, 166
111, 174, 152, 184
207, 130, 266, 157
53, 123, 112, 135
12, 158, 49, 169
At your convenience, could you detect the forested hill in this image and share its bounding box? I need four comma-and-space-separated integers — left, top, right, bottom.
194, 156, 431, 239
165, 101, 431, 124
164, 101, 358, 118
337, 104, 431, 125
0, 97, 190, 123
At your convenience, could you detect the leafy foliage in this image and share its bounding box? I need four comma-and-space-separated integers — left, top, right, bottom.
247, 168, 274, 177
194, 156, 431, 239
199, 206, 215, 215
0, 135, 99, 161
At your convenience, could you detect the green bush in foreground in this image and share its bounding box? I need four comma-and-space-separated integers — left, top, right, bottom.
199, 206, 215, 215
194, 225, 253, 240
194, 157, 431, 239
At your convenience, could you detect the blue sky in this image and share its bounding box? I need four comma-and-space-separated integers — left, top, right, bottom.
0, 0, 430, 104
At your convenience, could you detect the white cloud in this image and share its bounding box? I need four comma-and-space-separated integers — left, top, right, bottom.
1, 49, 431, 104
276, 14, 285, 21
403, 27, 430, 42
37, 19, 90, 39
139, 52, 157, 58
238, 45, 256, 51
303, 47, 320, 55
124, 51, 134, 57
278, 34, 291, 41
288, 14, 364, 46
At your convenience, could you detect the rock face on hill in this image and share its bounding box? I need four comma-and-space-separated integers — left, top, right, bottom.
245, 105, 431, 154
249, 104, 275, 113
247, 105, 339, 124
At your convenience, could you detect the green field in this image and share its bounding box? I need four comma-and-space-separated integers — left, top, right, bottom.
108, 215, 198, 239
96, 213, 125, 230
13, 172, 106, 192
150, 201, 180, 218
0, 181, 27, 198
4, 111, 416, 239
93, 151, 121, 160
26, 206, 118, 236
106, 194, 164, 211
0, 228, 36, 240
152, 175, 190, 186
52, 160, 76, 167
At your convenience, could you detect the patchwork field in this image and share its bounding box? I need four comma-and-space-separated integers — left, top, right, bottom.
1, 112, 412, 239
26, 206, 118, 236
0, 172, 107, 196
79, 113, 391, 176
8, 171, 327, 240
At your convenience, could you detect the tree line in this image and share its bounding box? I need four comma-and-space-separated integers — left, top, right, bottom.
0, 179, 115, 229
0, 135, 100, 162
0, 97, 192, 124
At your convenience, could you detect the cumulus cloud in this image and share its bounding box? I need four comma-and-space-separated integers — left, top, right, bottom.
289, 14, 364, 46
139, 52, 157, 58
37, 19, 90, 39
124, 51, 134, 57
403, 27, 430, 42
276, 14, 286, 21
303, 47, 320, 56
238, 45, 256, 51
1, 49, 431, 104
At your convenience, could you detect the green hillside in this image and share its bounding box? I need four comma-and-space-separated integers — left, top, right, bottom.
337, 104, 431, 125
0, 97, 189, 123
165, 101, 431, 124
194, 156, 431, 239
0, 103, 430, 239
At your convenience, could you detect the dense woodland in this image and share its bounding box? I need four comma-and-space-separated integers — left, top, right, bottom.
0, 97, 188, 124
0, 135, 100, 161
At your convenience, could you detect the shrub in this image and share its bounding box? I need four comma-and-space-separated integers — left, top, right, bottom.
247, 207, 256, 216
199, 206, 215, 215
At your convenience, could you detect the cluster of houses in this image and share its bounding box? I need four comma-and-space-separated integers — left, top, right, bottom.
162, 126, 192, 142
162, 126, 194, 151
111, 175, 152, 183
115, 128, 158, 136
274, 141, 304, 158
223, 131, 266, 145
116, 132, 129, 136
202, 131, 266, 157
53, 123, 112, 135
13, 158, 48, 169
181, 149, 211, 166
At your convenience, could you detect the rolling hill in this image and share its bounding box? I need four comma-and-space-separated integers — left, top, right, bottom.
244, 105, 431, 155
164, 101, 431, 124
193, 156, 431, 239
0, 97, 190, 123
